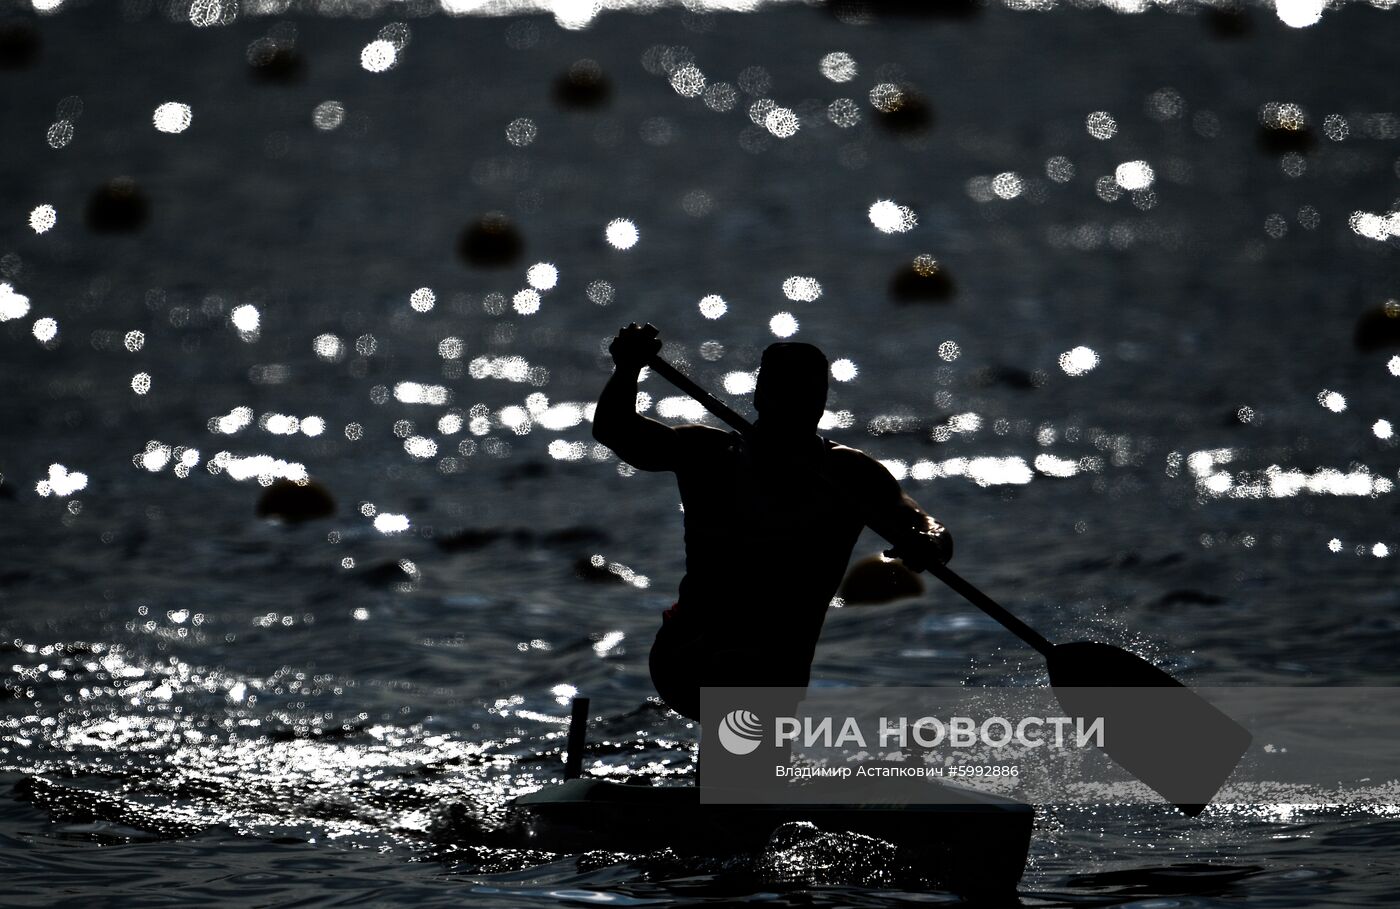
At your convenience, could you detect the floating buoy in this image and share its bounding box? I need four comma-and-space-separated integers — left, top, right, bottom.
356, 559, 417, 588
1354, 301, 1400, 352
554, 59, 611, 109
838, 554, 924, 605
247, 38, 305, 84
1201, 3, 1252, 38
889, 255, 955, 303
0, 19, 40, 70
256, 478, 336, 523
872, 83, 934, 136
503, 460, 550, 482
436, 527, 508, 551
1256, 102, 1314, 155
1256, 124, 1314, 154
85, 177, 149, 233
970, 366, 1040, 391
458, 212, 524, 268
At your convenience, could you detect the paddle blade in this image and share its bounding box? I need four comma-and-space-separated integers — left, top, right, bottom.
1048, 642, 1252, 817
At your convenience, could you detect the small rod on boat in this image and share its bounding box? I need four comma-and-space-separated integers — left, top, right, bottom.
564, 697, 590, 780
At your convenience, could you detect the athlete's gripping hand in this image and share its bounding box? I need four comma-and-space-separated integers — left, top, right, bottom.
884, 521, 953, 573
609, 322, 662, 371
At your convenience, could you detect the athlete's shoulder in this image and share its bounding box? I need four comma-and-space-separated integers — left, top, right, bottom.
674, 423, 733, 444
824, 439, 897, 486
824, 438, 878, 466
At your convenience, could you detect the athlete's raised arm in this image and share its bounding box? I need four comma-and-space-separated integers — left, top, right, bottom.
591, 323, 682, 472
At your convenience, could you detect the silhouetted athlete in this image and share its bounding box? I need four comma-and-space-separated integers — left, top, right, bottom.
593, 323, 953, 721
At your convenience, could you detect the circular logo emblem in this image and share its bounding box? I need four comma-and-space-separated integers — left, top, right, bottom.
717, 709, 764, 755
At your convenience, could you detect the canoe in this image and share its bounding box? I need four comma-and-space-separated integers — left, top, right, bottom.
510, 776, 1033, 898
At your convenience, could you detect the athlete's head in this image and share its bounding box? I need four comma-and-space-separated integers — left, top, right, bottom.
753, 342, 828, 434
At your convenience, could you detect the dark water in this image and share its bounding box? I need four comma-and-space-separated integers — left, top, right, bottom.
2, 1, 1399, 905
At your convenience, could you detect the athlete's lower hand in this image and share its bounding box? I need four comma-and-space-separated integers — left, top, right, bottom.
609, 323, 661, 371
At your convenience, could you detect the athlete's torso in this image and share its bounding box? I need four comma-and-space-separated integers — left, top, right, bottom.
671, 426, 870, 650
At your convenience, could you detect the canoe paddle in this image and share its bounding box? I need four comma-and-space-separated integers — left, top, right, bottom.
647, 353, 1251, 816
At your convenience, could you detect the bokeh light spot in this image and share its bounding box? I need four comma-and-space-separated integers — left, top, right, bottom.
605, 218, 638, 249
313, 333, 344, 361
769, 312, 798, 337
1317, 390, 1347, 413
526, 262, 558, 290
1058, 346, 1099, 376
1086, 111, 1118, 140
703, 82, 737, 112
1275, 0, 1325, 28
869, 83, 904, 114
1114, 160, 1155, 190
681, 189, 714, 217
869, 199, 916, 233
747, 99, 775, 130
764, 107, 799, 138
586, 279, 614, 305
698, 294, 727, 319
405, 436, 437, 459
737, 64, 771, 95
373, 513, 409, 534
669, 64, 705, 98
1046, 156, 1075, 183
360, 39, 397, 73
820, 51, 857, 83
723, 371, 757, 395
230, 304, 259, 332
828, 98, 860, 128
34, 463, 87, 498
782, 276, 822, 302
0, 283, 30, 321
831, 359, 858, 382
1145, 87, 1185, 121
29, 204, 56, 233
506, 117, 537, 147
992, 172, 1024, 199
312, 101, 345, 131
152, 102, 192, 134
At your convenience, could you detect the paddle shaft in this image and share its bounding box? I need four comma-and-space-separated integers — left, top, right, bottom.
564, 697, 589, 779
648, 355, 1057, 657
